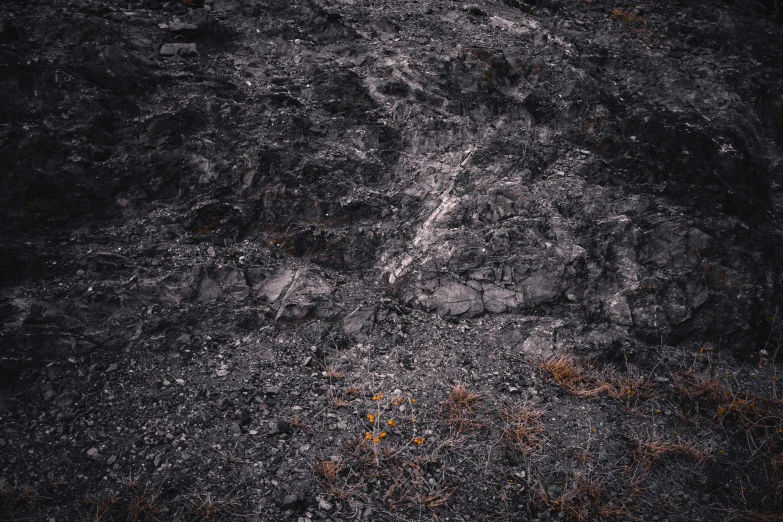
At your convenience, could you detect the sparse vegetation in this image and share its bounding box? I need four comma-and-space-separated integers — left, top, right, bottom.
632, 435, 711, 468
611, 8, 643, 24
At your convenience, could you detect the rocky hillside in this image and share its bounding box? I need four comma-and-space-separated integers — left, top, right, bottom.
1, 0, 782, 521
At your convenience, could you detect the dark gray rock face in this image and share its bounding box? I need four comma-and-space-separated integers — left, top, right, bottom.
0, 0, 780, 360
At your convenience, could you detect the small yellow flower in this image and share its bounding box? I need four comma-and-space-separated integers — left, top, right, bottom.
387, 419, 396, 427
372, 395, 379, 401
674, 430, 678, 435
373, 437, 380, 443
367, 413, 375, 421
378, 393, 385, 399
411, 399, 417, 403
412, 419, 417, 423
656, 409, 661, 413
365, 431, 371, 439
380, 432, 387, 438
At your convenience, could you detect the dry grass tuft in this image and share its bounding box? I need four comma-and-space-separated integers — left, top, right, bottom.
499, 404, 544, 455
535, 477, 633, 522
673, 371, 725, 404
771, 453, 783, 474
325, 367, 345, 379
330, 397, 352, 409
441, 385, 484, 432
0, 485, 39, 507
611, 9, 643, 24
632, 436, 711, 469
539, 356, 584, 390
185, 493, 239, 521
539, 356, 621, 398
344, 384, 362, 397
125, 484, 162, 522
314, 460, 344, 484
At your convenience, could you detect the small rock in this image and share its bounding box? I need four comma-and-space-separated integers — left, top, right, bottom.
107, 455, 117, 465
160, 43, 198, 57
318, 499, 333, 511
169, 21, 198, 33
106, 363, 118, 373
216, 369, 229, 377
229, 422, 242, 435
282, 494, 298, 506
87, 447, 101, 460
207, 246, 216, 257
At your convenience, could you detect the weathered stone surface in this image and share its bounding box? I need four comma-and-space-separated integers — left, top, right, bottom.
259, 270, 296, 302
343, 305, 377, 341
426, 282, 484, 318
482, 284, 521, 314
197, 276, 221, 303
518, 272, 560, 306
605, 295, 633, 327
159, 43, 197, 56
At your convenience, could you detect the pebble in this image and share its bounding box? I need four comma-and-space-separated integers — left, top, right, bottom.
282, 493, 298, 506
318, 499, 332, 511
107, 455, 117, 465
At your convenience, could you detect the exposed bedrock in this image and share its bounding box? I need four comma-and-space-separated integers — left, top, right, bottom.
1, 0, 782, 362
